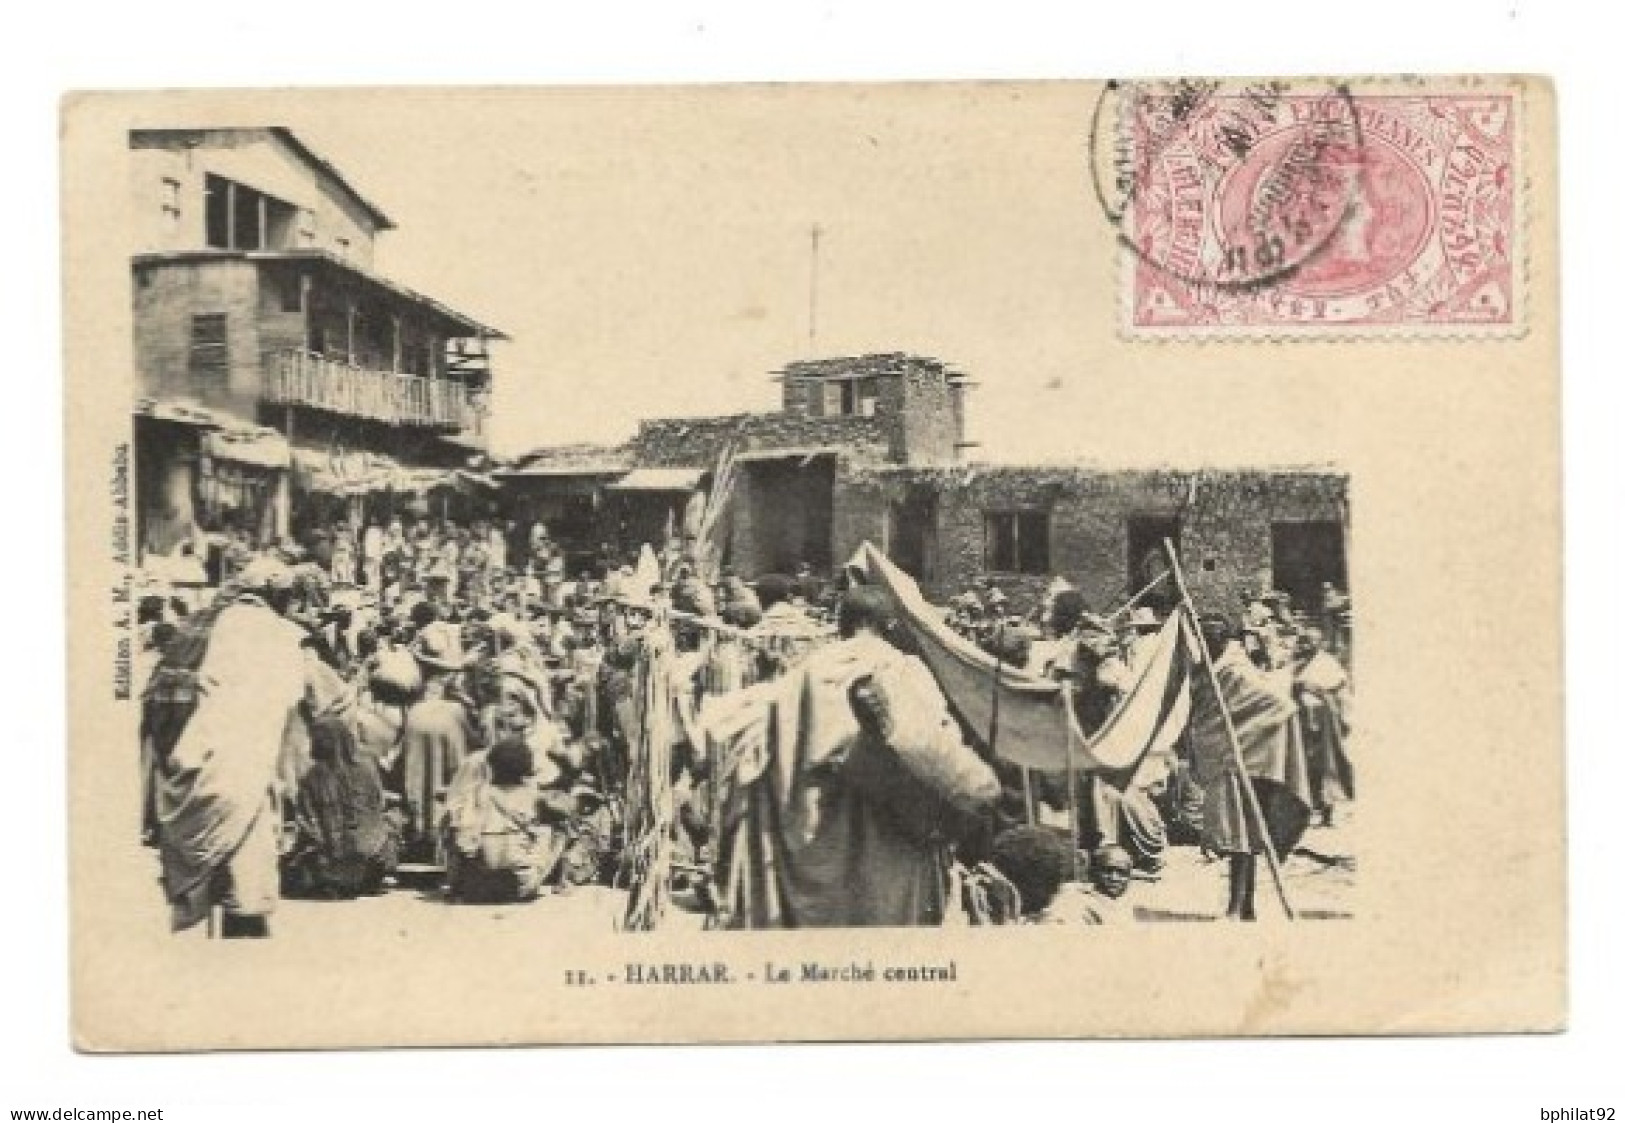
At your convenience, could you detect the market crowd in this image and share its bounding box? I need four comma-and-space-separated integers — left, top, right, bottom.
939, 573, 1354, 922
137, 514, 1354, 936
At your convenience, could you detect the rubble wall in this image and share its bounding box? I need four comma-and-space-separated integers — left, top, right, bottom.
837, 464, 1349, 615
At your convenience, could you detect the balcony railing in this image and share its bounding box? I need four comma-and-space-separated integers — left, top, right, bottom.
264, 349, 487, 434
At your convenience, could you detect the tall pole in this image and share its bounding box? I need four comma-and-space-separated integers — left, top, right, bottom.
1103, 568, 1171, 626
808, 223, 822, 354
1060, 688, 1084, 885
1162, 538, 1296, 921
986, 617, 1006, 771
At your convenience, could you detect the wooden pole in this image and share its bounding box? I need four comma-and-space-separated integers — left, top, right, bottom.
1060, 688, 1084, 885
986, 620, 1004, 759
808, 224, 821, 354
1103, 569, 1172, 626
1161, 538, 1295, 921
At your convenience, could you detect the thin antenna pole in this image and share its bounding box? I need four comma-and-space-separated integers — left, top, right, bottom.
808, 223, 822, 354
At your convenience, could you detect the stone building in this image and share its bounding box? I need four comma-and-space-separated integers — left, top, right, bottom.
128, 127, 504, 560
500, 353, 1349, 614
498, 353, 972, 575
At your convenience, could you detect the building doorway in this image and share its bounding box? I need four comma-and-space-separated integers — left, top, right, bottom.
1270, 520, 1349, 609
888, 488, 938, 584
737, 455, 835, 575
1126, 513, 1181, 612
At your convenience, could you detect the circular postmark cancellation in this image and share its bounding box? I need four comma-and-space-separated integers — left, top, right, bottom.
1089, 77, 1365, 297
1089, 77, 1523, 334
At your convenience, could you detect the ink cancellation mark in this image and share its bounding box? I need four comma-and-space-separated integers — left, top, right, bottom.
1088, 78, 1524, 338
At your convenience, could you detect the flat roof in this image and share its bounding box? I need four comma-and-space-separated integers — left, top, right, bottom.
495, 464, 630, 478
605, 467, 707, 492
733, 447, 839, 464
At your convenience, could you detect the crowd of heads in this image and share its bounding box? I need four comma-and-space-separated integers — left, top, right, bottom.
138, 509, 864, 908
140, 509, 1354, 925
938, 570, 1353, 681
941, 575, 1164, 680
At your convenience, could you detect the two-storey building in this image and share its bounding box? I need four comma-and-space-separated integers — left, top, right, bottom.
129, 127, 504, 559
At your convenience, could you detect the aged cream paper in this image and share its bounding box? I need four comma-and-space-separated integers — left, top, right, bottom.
63, 78, 1563, 1049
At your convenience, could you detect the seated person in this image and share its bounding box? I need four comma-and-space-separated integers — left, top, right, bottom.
443, 737, 571, 904
282, 717, 400, 900
1080, 774, 1169, 878
982, 825, 1075, 922
983, 830, 1135, 924
1043, 844, 1135, 924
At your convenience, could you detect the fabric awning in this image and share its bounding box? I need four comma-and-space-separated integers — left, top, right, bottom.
450, 468, 500, 492
204, 427, 290, 470
605, 467, 706, 492
134, 397, 218, 428
292, 448, 401, 495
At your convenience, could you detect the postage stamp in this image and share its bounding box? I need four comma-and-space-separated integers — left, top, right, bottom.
1091, 78, 1525, 338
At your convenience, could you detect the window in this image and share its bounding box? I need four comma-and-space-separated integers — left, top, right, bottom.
202, 173, 295, 251
160, 177, 181, 225
271, 269, 303, 314
1270, 521, 1348, 610
297, 208, 316, 246
813, 379, 867, 416
204, 174, 230, 249
232, 184, 262, 251
984, 510, 1050, 575
335, 236, 351, 259
188, 313, 229, 391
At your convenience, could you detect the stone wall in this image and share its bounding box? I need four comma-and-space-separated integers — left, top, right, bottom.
836, 464, 1349, 614
629, 411, 891, 467
897, 363, 963, 465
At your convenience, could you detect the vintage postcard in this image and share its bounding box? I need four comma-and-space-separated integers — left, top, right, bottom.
62, 77, 1562, 1050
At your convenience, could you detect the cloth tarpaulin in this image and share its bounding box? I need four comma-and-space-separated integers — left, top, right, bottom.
204, 427, 291, 470
845, 542, 1189, 784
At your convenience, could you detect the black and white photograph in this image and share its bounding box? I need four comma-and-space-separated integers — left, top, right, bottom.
123, 116, 1358, 942
58, 76, 1560, 1052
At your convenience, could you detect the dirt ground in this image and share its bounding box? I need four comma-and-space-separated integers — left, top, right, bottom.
140, 804, 1354, 939
1129, 808, 1358, 922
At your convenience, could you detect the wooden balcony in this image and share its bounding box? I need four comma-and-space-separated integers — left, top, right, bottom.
264, 349, 487, 435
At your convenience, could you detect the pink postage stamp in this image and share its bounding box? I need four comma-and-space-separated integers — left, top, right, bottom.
1092, 78, 1524, 338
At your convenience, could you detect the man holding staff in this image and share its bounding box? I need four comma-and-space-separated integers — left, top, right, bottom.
1186, 611, 1312, 920
1161, 540, 1312, 922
